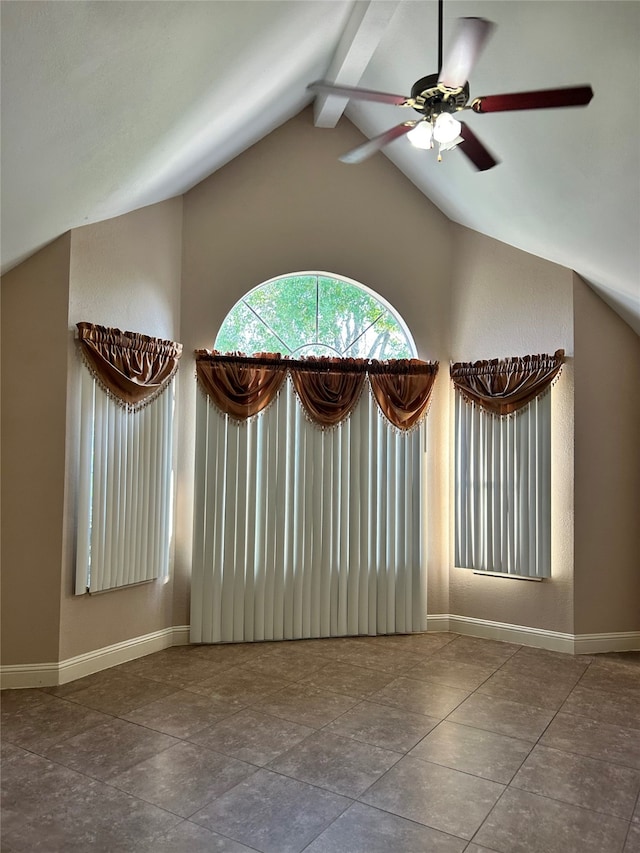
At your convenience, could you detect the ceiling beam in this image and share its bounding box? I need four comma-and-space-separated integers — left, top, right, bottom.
313, 0, 400, 128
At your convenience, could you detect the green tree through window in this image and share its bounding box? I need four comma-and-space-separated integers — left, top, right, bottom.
215, 273, 416, 359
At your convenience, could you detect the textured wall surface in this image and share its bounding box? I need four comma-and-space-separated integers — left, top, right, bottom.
573, 274, 640, 634
1, 234, 71, 664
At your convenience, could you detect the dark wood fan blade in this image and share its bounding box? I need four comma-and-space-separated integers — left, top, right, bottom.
339, 123, 416, 164
438, 18, 494, 89
308, 81, 408, 106
472, 86, 593, 113
458, 122, 499, 171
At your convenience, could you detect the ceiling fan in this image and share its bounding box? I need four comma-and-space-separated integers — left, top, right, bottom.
308, 1, 593, 171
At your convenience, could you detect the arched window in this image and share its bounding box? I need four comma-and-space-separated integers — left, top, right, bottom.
214, 272, 416, 359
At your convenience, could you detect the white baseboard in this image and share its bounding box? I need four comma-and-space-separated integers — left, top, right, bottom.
3, 620, 639, 690
0, 661, 61, 691
424, 614, 451, 634
436, 614, 575, 653
427, 614, 640, 655
573, 632, 640, 655
0, 625, 190, 690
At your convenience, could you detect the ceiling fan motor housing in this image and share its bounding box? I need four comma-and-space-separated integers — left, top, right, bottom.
410, 74, 469, 119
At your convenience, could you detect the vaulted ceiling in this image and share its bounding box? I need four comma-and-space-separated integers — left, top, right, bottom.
2, 1, 638, 331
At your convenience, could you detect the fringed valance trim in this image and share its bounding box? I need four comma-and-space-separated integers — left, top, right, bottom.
77, 346, 179, 413
290, 371, 367, 430
195, 354, 287, 423
367, 377, 434, 434
195, 351, 439, 430
450, 349, 564, 416
454, 378, 561, 419
194, 372, 288, 426
77, 322, 183, 411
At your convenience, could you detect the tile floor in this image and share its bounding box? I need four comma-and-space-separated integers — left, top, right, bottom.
2, 633, 640, 852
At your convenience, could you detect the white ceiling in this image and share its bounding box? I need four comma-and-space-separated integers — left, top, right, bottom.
2, 1, 639, 332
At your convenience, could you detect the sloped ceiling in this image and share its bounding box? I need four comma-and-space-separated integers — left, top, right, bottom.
2, 1, 639, 332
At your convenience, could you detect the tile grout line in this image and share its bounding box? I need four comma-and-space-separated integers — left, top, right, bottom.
467, 653, 636, 849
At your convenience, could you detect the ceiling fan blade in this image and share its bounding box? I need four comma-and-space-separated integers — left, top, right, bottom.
472, 85, 594, 113
438, 18, 495, 89
308, 81, 408, 106
339, 123, 416, 164
458, 122, 499, 171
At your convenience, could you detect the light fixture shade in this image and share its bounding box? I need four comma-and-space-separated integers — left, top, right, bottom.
433, 113, 462, 144
407, 121, 433, 149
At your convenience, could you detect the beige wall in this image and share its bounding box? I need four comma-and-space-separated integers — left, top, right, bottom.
59, 199, 183, 660
449, 227, 575, 360
1, 235, 71, 665
449, 226, 576, 634
68, 200, 182, 340
177, 107, 454, 623
573, 274, 640, 634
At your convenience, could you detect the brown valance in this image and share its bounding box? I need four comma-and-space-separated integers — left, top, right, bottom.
195, 352, 439, 429
77, 322, 183, 409
290, 364, 366, 427
196, 353, 288, 420
450, 349, 564, 415
370, 366, 438, 430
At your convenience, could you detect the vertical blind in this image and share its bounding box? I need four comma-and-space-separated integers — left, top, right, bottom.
76, 367, 176, 593
74, 322, 182, 594
454, 391, 551, 577
452, 348, 563, 579
191, 378, 429, 642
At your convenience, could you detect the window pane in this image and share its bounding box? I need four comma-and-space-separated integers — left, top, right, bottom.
244, 276, 317, 354
342, 317, 414, 360
215, 300, 289, 355
318, 277, 382, 355
295, 343, 342, 357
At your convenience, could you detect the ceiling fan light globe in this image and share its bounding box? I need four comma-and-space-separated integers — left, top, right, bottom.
433, 113, 462, 144
407, 122, 433, 149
